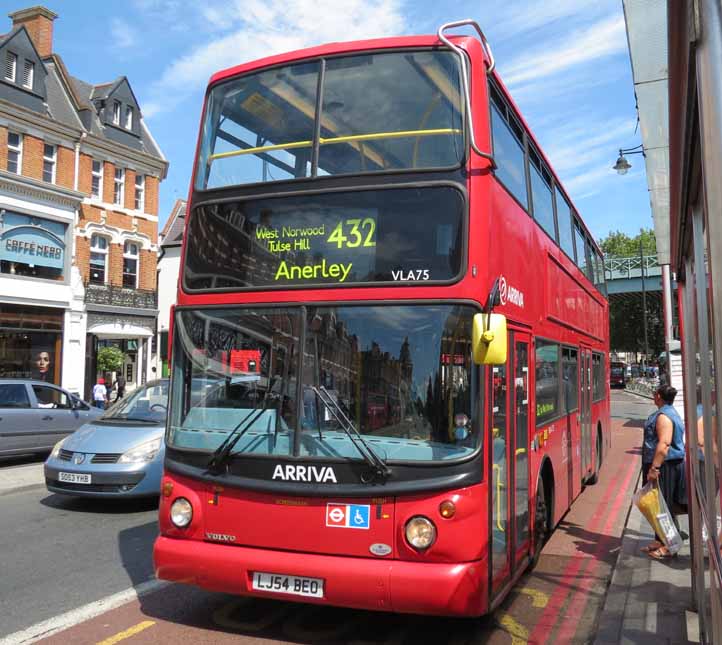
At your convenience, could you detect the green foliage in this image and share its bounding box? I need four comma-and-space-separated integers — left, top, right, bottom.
97, 346, 124, 373
610, 292, 665, 358
600, 228, 656, 257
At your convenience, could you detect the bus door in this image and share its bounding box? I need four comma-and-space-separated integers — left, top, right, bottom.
580, 347, 593, 478
512, 333, 531, 569
490, 331, 531, 594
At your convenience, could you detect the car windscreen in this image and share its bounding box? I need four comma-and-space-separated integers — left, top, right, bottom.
103, 382, 169, 423
168, 305, 481, 463
184, 186, 465, 290
195, 51, 464, 189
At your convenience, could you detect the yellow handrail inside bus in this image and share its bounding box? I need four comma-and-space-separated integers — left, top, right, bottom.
492, 463, 504, 532
208, 128, 462, 162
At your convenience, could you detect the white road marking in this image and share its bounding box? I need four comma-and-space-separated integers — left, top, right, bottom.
0, 579, 169, 645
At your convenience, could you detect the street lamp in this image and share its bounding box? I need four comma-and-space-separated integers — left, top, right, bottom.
613, 144, 644, 175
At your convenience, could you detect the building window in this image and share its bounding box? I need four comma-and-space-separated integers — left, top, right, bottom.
123, 240, 139, 288
113, 167, 125, 205
5, 52, 16, 82
42, 144, 56, 184
134, 174, 145, 211
7, 132, 22, 174
22, 60, 33, 89
89, 234, 108, 284
125, 105, 133, 130
112, 100, 121, 125
91, 160, 103, 199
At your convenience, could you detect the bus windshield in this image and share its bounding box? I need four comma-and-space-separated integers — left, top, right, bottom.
168, 304, 481, 463
195, 51, 464, 189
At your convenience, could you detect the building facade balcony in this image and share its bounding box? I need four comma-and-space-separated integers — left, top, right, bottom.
84, 282, 157, 310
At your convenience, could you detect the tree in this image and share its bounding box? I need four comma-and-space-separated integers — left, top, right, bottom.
599, 228, 656, 257
96, 346, 124, 374
609, 292, 664, 359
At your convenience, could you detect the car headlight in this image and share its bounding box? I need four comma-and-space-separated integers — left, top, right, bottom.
49, 439, 65, 459
405, 516, 437, 550
170, 497, 193, 528
118, 437, 162, 464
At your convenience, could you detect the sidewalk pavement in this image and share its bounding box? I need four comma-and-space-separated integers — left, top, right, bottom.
594, 478, 697, 644
0, 462, 44, 495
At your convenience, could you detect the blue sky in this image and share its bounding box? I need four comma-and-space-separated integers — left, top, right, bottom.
2, 0, 653, 240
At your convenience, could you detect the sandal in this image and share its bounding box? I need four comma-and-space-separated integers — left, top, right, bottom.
640, 541, 663, 553
648, 546, 675, 560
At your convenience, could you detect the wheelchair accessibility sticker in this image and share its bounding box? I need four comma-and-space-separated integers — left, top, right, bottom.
326, 503, 371, 529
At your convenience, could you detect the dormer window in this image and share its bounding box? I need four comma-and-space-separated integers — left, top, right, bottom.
125, 105, 133, 130
5, 52, 16, 82
22, 60, 34, 89
112, 100, 121, 125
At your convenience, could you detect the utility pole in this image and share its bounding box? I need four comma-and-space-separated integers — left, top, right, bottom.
640, 234, 649, 373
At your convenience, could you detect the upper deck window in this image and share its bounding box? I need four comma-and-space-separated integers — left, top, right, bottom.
490, 104, 528, 210
196, 51, 464, 190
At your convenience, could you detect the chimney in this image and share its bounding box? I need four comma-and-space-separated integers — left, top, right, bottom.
8, 6, 58, 58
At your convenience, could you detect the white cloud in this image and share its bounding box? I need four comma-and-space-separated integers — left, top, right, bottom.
492, 0, 608, 38
143, 0, 407, 117
111, 18, 137, 49
501, 14, 627, 89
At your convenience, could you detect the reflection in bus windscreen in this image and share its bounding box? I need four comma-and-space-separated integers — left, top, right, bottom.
184, 187, 464, 290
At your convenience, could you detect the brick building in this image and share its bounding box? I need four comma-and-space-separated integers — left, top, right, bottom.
0, 6, 167, 398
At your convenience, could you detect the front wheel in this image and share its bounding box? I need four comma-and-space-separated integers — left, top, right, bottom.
530, 478, 549, 569
587, 432, 602, 485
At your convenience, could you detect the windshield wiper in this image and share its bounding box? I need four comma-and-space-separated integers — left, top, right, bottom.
312, 386, 391, 481
104, 416, 161, 423
207, 378, 278, 474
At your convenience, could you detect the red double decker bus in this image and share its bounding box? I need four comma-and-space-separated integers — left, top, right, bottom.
154, 20, 610, 617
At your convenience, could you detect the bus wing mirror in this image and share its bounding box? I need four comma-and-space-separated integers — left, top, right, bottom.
472, 313, 507, 365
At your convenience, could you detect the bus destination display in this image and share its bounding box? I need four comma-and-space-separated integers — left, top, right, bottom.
183, 187, 464, 290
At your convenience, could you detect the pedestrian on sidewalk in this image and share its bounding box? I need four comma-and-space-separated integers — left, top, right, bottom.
114, 374, 126, 401
641, 384, 687, 559
92, 378, 108, 410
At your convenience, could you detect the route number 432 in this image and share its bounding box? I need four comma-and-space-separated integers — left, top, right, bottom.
327, 218, 376, 248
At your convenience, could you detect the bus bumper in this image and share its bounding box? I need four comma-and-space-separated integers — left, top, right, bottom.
154, 536, 487, 616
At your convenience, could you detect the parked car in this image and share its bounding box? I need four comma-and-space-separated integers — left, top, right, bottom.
0, 379, 102, 458
44, 379, 168, 498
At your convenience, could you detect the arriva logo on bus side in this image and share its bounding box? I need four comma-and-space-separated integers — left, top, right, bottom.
272, 464, 338, 483
499, 275, 525, 308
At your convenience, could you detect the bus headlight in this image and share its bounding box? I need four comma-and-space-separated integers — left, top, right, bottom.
405, 516, 437, 550
170, 497, 193, 528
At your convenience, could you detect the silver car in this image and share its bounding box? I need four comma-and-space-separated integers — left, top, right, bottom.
0, 379, 102, 458
44, 380, 168, 498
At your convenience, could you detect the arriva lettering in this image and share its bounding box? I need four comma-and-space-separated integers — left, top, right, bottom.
275, 260, 351, 283
272, 464, 338, 483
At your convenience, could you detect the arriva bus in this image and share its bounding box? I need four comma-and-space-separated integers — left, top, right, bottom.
153, 20, 611, 616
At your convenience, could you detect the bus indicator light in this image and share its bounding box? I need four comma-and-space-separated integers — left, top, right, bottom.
439, 500, 456, 518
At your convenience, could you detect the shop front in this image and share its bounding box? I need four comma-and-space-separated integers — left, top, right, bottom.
85, 313, 156, 401
0, 304, 64, 384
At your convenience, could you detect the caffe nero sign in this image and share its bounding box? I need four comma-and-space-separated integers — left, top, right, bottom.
0, 212, 66, 269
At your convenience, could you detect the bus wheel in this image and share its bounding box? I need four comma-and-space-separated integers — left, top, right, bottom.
587, 431, 602, 485
530, 478, 550, 569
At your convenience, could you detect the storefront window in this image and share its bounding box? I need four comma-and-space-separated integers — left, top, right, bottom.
0, 211, 66, 281
0, 304, 63, 384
